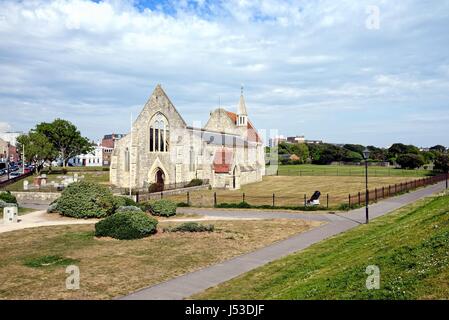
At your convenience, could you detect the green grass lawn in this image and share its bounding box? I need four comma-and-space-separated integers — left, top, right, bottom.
194, 193, 449, 300
1, 171, 110, 192
274, 164, 431, 177
18, 207, 39, 215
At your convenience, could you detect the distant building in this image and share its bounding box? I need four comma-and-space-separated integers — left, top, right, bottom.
102, 133, 125, 166
305, 139, 323, 144
287, 135, 305, 144
0, 138, 19, 163
0, 131, 23, 146
68, 143, 104, 167
269, 135, 287, 147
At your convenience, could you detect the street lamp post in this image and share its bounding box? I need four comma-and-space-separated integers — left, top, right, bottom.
6, 142, 10, 180
363, 148, 371, 224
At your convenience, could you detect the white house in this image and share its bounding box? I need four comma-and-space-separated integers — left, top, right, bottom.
68, 144, 104, 167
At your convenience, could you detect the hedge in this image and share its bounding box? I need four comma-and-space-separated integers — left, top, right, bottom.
139, 199, 177, 217
165, 222, 214, 233
95, 211, 158, 240
0, 191, 17, 204
113, 196, 137, 210
56, 181, 115, 218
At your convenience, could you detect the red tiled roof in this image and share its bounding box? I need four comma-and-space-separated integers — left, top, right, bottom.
213, 148, 233, 173
225, 111, 261, 143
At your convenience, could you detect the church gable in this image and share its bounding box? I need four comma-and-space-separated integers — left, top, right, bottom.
204, 108, 238, 133
135, 84, 187, 131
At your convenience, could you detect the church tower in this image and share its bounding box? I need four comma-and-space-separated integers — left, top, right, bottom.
236, 86, 248, 127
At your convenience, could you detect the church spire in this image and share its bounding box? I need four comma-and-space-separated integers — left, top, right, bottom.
237, 85, 248, 126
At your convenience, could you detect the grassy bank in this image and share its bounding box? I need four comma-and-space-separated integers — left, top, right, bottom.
194, 193, 449, 299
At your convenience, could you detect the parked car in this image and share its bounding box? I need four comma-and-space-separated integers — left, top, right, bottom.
9, 172, 21, 178
0, 169, 5, 176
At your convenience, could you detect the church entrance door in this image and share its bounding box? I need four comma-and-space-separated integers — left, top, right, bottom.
155, 169, 165, 185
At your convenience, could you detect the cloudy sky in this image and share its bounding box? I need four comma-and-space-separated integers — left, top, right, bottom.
0, 0, 448, 147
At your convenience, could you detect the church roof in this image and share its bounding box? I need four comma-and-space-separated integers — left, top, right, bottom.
213, 148, 233, 173
225, 111, 261, 143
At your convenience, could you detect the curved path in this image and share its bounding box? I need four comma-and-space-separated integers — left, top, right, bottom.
121, 181, 447, 300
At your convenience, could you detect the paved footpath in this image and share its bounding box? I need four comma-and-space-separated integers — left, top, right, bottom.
121, 181, 447, 300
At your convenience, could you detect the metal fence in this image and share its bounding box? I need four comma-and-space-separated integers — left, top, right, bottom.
162, 174, 447, 209
269, 167, 431, 177
347, 174, 448, 208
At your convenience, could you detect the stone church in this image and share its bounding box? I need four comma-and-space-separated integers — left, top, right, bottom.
110, 84, 265, 190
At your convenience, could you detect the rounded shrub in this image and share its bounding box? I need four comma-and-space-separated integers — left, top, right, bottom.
56, 181, 115, 218
140, 199, 177, 217
166, 222, 214, 233
113, 196, 137, 210
95, 211, 158, 240
0, 191, 17, 204
116, 205, 142, 213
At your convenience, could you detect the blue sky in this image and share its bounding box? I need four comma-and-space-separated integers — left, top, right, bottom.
0, 0, 448, 147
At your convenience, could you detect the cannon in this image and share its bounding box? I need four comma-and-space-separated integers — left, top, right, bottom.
306, 191, 321, 206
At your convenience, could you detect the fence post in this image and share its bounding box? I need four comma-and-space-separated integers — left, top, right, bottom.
327, 194, 329, 209
375, 188, 377, 202
358, 192, 361, 206
349, 194, 351, 207
304, 194, 306, 207
242, 192, 245, 203
213, 192, 216, 207
161, 191, 163, 199
187, 192, 190, 206
272, 193, 275, 207
382, 187, 385, 199
136, 191, 139, 203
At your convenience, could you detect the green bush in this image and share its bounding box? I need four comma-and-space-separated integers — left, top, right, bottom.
215, 201, 251, 209
0, 199, 17, 208
95, 211, 158, 240
337, 203, 362, 211
166, 222, 214, 233
0, 191, 17, 204
140, 199, 177, 217
177, 202, 190, 207
185, 179, 203, 187
56, 181, 115, 218
116, 205, 142, 213
148, 183, 164, 193
113, 196, 137, 210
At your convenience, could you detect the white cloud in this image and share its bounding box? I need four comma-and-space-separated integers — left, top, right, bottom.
0, 0, 448, 147
0, 122, 11, 132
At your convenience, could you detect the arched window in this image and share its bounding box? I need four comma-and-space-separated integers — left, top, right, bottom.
150, 113, 169, 152
189, 147, 195, 172
124, 148, 130, 172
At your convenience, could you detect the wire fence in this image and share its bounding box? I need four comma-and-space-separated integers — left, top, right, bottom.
270, 167, 432, 177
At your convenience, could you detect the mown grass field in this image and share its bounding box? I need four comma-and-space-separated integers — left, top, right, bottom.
0, 219, 321, 299
166, 175, 417, 207
274, 164, 431, 177
194, 194, 449, 300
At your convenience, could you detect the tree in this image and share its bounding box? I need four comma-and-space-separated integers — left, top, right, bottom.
396, 153, 425, 169
16, 131, 58, 172
343, 144, 365, 155
367, 146, 387, 162
36, 119, 93, 167
430, 145, 446, 153
343, 150, 363, 163
434, 153, 449, 173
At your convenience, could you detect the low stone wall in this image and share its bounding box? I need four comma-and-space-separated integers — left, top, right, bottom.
12, 191, 60, 203
137, 184, 210, 201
